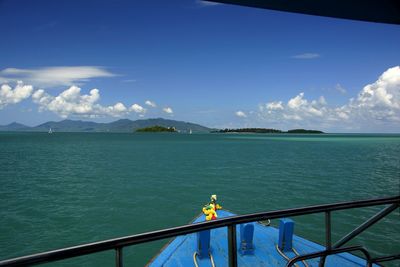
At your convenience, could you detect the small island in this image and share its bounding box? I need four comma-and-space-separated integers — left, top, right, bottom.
214, 128, 324, 134
216, 128, 283, 133
135, 125, 177, 132
287, 129, 324, 134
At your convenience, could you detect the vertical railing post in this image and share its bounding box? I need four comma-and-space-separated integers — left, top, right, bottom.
115, 247, 123, 267
319, 211, 331, 267
228, 224, 237, 267
325, 211, 332, 249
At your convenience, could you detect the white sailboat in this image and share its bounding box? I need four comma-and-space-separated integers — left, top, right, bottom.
48, 128, 53, 134
189, 129, 192, 134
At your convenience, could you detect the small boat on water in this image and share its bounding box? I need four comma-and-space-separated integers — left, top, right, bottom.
48, 128, 53, 134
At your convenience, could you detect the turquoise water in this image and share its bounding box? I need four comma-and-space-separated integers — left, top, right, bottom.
0, 133, 399, 266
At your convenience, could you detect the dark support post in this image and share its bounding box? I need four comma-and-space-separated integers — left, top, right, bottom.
319, 211, 332, 267
334, 203, 398, 248
228, 225, 237, 267
115, 247, 123, 267
325, 211, 332, 249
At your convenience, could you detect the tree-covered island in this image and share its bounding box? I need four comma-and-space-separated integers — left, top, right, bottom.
136, 125, 177, 132
286, 129, 324, 134
214, 128, 324, 134
215, 128, 283, 133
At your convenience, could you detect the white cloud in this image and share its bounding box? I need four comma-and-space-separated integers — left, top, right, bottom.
235, 110, 247, 118
355, 67, 399, 109
121, 79, 137, 83
196, 0, 221, 7
0, 81, 33, 109
335, 83, 347, 94
256, 66, 400, 131
292, 53, 320, 59
318, 96, 327, 105
259, 92, 338, 125
288, 92, 308, 109
32, 85, 135, 118
345, 66, 400, 122
266, 101, 284, 110
130, 104, 146, 114
1, 80, 177, 119
103, 102, 128, 117
145, 100, 157, 107
0, 66, 116, 87
163, 107, 173, 114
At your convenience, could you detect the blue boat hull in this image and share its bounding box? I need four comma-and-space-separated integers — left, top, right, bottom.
148, 210, 375, 267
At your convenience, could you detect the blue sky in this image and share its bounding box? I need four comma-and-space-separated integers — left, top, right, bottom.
0, 0, 399, 132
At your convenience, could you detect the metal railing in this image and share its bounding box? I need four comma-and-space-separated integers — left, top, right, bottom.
0, 195, 398, 267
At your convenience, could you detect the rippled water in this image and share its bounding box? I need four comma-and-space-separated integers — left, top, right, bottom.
0, 133, 399, 266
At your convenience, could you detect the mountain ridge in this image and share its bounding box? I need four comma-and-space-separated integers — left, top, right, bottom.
0, 118, 211, 133
0, 122, 30, 131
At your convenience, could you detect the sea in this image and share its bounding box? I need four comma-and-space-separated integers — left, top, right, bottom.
0, 132, 399, 266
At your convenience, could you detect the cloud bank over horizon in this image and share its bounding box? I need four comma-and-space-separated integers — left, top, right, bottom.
0, 80, 173, 120
0, 66, 399, 132
0, 65, 176, 120
236, 66, 400, 132
31, 86, 149, 118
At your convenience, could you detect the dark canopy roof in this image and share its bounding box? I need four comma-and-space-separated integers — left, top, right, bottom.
207, 0, 400, 25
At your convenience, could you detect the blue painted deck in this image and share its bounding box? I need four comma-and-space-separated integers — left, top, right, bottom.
148, 210, 375, 267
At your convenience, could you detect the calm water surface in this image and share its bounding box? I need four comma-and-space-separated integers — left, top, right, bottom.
0, 133, 399, 266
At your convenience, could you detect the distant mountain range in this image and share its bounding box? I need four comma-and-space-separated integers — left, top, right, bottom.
0, 118, 212, 133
